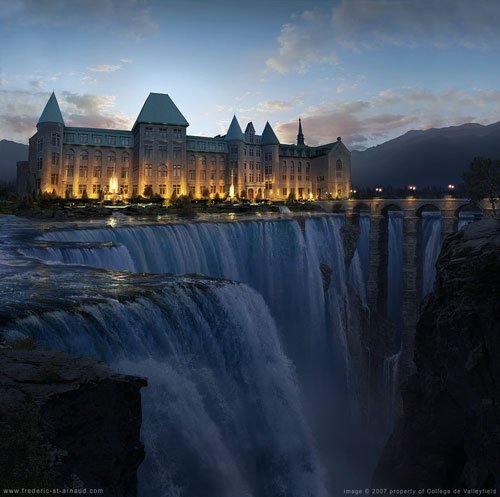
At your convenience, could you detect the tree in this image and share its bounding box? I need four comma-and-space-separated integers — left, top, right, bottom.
170, 190, 178, 202
463, 158, 499, 216
143, 185, 154, 198
286, 191, 296, 205
201, 187, 210, 199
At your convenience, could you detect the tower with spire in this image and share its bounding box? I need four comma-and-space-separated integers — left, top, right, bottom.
297, 118, 305, 147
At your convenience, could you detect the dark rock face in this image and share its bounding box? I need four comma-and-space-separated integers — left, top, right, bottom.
373, 219, 500, 489
0, 348, 146, 496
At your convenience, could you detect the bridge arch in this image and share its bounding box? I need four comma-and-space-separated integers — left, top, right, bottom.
381, 203, 403, 217
353, 202, 371, 213
454, 203, 484, 219
415, 203, 440, 217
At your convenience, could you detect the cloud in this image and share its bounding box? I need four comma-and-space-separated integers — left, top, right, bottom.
266, 10, 337, 74
267, 1, 500, 74
0, 79, 6, 86
332, 0, 500, 50
0, 0, 157, 37
86, 64, 122, 73
0, 90, 133, 143
256, 97, 303, 112
274, 87, 500, 149
119, 58, 133, 64
30, 80, 44, 89
60, 92, 133, 129
80, 75, 97, 84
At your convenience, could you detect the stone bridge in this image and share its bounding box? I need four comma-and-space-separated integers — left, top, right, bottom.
319, 198, 492, 379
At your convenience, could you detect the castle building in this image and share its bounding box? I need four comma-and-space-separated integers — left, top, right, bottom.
17, 92, 351, 201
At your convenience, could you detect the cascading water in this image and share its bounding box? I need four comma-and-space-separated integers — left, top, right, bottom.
7, 214, 376, 495
348, 213, 370, 307
386, 211, 404, 341
384, 211, 404, 412
2, 273, 325, 497
458, 211, 476, 230
420, 211, 442, 297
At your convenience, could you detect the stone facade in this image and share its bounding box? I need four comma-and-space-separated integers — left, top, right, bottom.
18, 92, 351, 201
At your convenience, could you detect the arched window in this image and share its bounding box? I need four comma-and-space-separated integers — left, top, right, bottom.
108, 152, 116, 165
201, 156, 207, 166
189, 155, 195, 167
290, 161, 294, 172
158, 164, 167, 177
298, 161, 302, 173
144, 164, 152, 177
281, 161, 287, 173
336, 159, 343, 171
80, 150, 88, 161
65, 149, 74, 165
94, 151, 102, 164
122, 152, 129, 164
210, 156, 216, 166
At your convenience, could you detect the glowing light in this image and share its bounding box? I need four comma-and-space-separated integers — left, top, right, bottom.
109, 175, 118, 194
408, 185, 416, 191
448, 184, 455, 190
229, 170, 235, 199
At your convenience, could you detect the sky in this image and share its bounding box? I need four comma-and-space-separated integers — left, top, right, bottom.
1, 0, 500, 150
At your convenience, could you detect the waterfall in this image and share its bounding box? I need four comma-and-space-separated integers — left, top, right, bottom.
31, 218, 350, 367
3, 277, 326, 497
420, 211, 442, 297
458, 211, 476, 230
5, 215, 375, 494
348, 214, 370, 307
387, 211, 404, 346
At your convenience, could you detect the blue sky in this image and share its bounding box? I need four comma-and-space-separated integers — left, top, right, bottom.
1, 0, 500, 149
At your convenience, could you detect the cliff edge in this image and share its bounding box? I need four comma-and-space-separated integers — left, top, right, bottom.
373, 219, 500, 489
0, 348, 146, 496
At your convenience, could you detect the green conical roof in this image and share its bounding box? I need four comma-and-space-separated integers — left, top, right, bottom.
261, 121, 280, 145
38, 92, 65, 126
134, 93, 189, 128
225, 115, 244, 141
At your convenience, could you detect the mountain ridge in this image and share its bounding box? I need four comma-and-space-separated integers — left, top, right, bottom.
351, 121, 500, 188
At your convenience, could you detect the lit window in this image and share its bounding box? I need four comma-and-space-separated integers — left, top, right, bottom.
158, 164, 167, 177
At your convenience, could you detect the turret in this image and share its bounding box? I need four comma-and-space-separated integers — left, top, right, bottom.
260, 122, 280, 198
35, 92, 65, 195
225, 116, 245, 195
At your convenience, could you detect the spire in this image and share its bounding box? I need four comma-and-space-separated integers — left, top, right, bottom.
261, 121, 280, 145
37, 92, 65, 126
225, 115, 244, 141
134, 92, 189, 130
297, 117, 304, 147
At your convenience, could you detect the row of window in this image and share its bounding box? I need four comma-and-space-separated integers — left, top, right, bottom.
144, 127, 182, 140
64, 165, 130, 178
64, 133, 132, 147
65, 150, 130, 164
281, 175, 311, 182
187, 140, 226, 152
